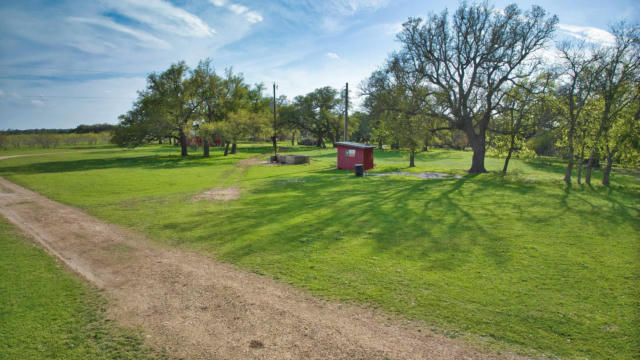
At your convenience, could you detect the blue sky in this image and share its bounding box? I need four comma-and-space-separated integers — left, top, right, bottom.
1, 0, 638, 130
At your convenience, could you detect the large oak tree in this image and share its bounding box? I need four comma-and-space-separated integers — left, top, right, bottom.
396, 2, 557, 172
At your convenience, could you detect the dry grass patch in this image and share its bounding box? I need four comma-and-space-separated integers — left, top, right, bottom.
193, 186, 240, 201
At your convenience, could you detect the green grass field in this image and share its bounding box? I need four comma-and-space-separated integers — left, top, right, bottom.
0, 217, 160, 359
0, 144, 638, 359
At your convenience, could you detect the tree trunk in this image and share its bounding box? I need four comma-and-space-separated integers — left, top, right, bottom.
223, 141, 230, 156
203, 140, 210, 157
422, 136, 429, 152
576, 163, 583, 184
231, 142, 237, 154
272, 135, 277, 154
502, 133, 516, 174
467, 133, 487, 173
327, 132, 336, 147
602, 147, 615, 186
377, 138, 383, 150
158, 138, 163, 144
179, 130, 188, 157
409, 149, 415, 167
577, 152, 584, 185
291, 131, 295, 146
585, 151, 596, 185
564, 136, 574, 183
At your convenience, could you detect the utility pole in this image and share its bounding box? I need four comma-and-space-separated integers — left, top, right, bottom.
273, 82, 277, 157
344, 82, 348, 142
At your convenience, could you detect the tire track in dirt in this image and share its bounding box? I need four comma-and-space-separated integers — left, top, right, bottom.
0, 157, 526, 359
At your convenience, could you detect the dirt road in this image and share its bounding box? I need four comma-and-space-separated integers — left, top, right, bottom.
0, 172, 523, 359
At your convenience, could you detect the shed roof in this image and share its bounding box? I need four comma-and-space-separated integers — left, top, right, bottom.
334, 142, 375, 149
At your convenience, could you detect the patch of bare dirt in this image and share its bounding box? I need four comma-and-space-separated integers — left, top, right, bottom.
0, 174, 526, 360
193, 186, 240, 201
238, 156, 265, 167
373, 171, 463, 179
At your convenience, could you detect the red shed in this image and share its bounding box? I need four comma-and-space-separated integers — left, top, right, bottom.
335, 142, 375, 170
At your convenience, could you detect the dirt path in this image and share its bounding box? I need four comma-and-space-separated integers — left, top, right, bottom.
0, 172, 524, 359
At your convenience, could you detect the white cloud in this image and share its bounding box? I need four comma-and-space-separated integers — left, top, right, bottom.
210, 0, 263, 23
105, 0, 215, 37
557, 24, 616, 45
229, 4, 249, 14
326, 52, 341, 60
67, 17, 170, 49
326, 0, 390, 15
245, 11, 263, 23
384, 22, 403, 35
30, 99, 45, 107
533, 46, 564, 66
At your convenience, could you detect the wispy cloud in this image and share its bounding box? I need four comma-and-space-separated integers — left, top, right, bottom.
326, 0, 390, 15
210, 0, 263, 24
557, 24, 615, 45
326, 52, 341, 60
30, 99, 45, 107
105, 0, 215, 37
67, 17, 171, 49
383, 22, 403, 35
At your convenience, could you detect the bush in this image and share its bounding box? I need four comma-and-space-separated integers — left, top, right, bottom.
527, 133, 556, 156
297, 138, 317, 146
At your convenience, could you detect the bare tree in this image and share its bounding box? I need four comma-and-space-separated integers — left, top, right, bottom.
396, 2, 557, 173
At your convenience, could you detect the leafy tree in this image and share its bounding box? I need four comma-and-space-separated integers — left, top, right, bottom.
571, 98, 601, 184
349, 111, 372, 143
362, 54, 441, 167
112, 94, 172, 147
223, 108, 269, 154
556, 41, 599, 183
493, 74, 553, 173
150, 61, 204, 156
192, 59, 225, 157
288, 87, 342, 148
585, 23, 640, 186
395, 2, 557, 172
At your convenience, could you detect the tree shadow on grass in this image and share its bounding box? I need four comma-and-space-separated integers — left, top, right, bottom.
0, 150, 266, 175
159, 172, 546, 272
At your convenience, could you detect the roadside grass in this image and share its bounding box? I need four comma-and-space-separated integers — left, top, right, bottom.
0, 144, 119, 156
0, 217, 161, 360
0, 144, 638, 359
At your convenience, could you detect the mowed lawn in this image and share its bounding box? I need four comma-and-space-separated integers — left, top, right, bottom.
0, 217, 158, 360
0, 144, 638, 359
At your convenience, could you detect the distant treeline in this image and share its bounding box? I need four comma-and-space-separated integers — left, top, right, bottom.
0, 132, 112, 150
1, 123, 116, 135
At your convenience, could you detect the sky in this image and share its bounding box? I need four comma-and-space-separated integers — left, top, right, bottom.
0, 0, 638, 130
